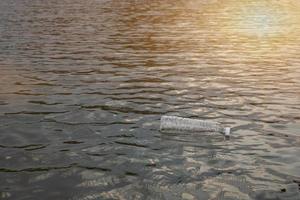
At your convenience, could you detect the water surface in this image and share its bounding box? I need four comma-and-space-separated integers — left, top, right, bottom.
1, 0, 300, 199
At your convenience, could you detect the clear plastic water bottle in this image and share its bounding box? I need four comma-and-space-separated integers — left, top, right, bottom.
160, 116, 231, 136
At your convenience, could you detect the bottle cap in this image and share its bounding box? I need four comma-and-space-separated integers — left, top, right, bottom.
224, 127, 231, 136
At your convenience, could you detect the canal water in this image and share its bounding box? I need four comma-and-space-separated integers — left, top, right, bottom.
0, 0, 300, 199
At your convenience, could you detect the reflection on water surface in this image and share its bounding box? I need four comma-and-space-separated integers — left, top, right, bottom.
0, 0, 300, 199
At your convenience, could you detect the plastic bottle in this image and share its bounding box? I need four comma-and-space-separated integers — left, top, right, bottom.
160, 116, 231, 136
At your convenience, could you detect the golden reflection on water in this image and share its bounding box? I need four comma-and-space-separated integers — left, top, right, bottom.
226, 1, 299, 36
183, 0, 300, 61
200, 0, 300, 49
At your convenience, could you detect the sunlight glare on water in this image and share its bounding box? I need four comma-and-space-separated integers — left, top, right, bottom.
223, 0, 300, 37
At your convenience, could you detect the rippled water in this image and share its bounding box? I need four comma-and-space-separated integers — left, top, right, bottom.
1, 0, 300, 199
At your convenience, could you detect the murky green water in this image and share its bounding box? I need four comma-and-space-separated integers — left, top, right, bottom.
0, 0, 300, 199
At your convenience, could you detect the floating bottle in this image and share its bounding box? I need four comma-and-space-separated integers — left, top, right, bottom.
160, 116, 231, 136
